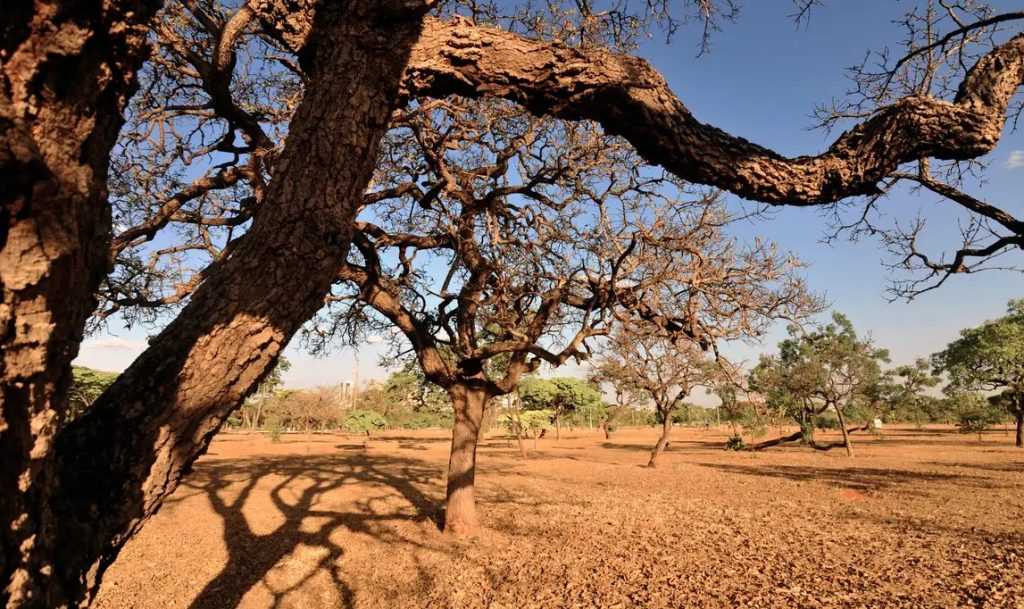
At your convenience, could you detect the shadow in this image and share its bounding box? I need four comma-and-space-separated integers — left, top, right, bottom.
180, 452, 449, 609
925, 461, 1024, 474
695, 462, 1004, 493
844, 510, 1024, 548
601, 438, 724, 452
373, 435, 451, 444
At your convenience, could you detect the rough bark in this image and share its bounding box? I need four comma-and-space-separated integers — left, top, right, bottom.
648, 410, 672, 468
402, 19, 1024, 206
241, 8, 1024, 209
24, 4, 428, 606
1, 2, 161, 606
444, 382, 489, 535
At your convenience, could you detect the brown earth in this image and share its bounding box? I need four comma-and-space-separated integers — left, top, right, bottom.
93, 425, 1024, 609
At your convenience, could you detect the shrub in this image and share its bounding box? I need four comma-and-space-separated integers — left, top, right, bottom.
725, 435, 747, 451
342, 409, 388, 435
956, 409, 1001, 437
265, 418, 284, 442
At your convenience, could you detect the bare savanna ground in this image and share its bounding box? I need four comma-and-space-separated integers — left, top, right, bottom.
94, 426, 1023, 609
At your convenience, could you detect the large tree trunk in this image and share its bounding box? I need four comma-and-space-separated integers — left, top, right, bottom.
648, 409, 672, 468
444, 383, 489, 535
9, 4, 429, 606
833, 404, 854, 457
1, 2, 161, 606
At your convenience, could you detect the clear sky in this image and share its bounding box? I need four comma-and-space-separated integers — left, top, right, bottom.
75, 1, 1023, 391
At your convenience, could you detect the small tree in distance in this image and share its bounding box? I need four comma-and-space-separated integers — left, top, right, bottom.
67, 367, 120, 426
749, 313, 889, 456
519, 377, 603, 441
933, 299, 1024, 448
592, 329, 719, 468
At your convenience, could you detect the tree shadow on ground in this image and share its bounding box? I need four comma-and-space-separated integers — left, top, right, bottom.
845, 510, 1024, 548
600, 439, 724, 453
174, 452, 449, 609
925, 460, 1024, 474
695, 462, 1006, 493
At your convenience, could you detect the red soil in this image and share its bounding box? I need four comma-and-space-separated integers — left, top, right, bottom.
94, 425, 1024, 609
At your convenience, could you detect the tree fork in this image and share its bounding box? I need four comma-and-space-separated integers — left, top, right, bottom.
10, 3, 432, 605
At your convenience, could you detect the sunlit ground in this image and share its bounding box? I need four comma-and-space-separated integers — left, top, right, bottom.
95, 426, 1024, 609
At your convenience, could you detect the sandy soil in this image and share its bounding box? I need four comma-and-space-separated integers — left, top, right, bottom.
93, 425, 1024, 609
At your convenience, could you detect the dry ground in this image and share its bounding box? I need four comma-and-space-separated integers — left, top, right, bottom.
94, 425, 1023, 609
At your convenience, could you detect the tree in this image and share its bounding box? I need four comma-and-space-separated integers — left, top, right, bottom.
499, 408, 553, 451
933, 299, 1024, 447
310, 98, 817, 532
749, 313, 889, 456
4, 3, 434, 604
66, 368, 120, 425
592, 329, 717, 467
988, 390, 1024, 445
5, 2, 1024, 605
341, 409, 388, 437
519, 377, 602, 441
884, 359, 941, 427
232, 357, 292, 430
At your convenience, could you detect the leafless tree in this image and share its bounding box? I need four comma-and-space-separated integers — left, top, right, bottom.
592, 330, 716, 467
299, 94, 814, 531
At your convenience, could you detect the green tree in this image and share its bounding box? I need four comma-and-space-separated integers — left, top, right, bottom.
342, 409, 388, 437
933, 299, 1024, 448
499, 408, 554, 451
67, 367, 120, 425
749, 313, 889, 455
884, 359, 941, 427
519, 377, 602, 441
381, 359, 452, 420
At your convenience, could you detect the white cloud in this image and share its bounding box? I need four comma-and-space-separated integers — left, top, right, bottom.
84, 337, 147, 351
1007, 150, 1024, 169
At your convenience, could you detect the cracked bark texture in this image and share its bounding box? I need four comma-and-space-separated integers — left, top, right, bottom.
1, 1, 159, 606
5, 2, 428, 606
247, 7, 1024, 202
400, 18, 1024, 205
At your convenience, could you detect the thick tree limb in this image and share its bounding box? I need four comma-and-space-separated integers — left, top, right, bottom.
400, 18, 1024, 205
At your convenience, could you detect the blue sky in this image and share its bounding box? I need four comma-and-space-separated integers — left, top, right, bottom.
75, 1, 1023, 390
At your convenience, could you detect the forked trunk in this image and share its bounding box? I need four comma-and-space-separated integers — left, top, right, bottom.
444, 384, 489, 535
834, 404, 854, 457
42, 5, 427, 604
648, 411, 672, 468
